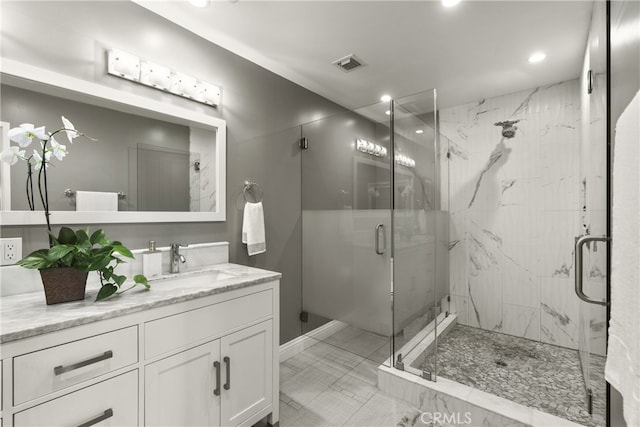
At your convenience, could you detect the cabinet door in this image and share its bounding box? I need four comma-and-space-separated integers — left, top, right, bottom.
220, 320, 273, 427
145, 340, 221, 427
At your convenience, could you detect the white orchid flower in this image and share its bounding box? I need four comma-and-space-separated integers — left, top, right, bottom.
7, 123, 47, 148
60, 116, 79, 144
30, 148, 51, 170
0, 146, 26, 166
49, 137, 68, 161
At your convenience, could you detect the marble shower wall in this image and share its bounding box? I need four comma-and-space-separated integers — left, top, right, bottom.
440, 79, 587, 351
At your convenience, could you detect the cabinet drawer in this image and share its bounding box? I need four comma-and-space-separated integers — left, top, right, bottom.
14, 370, 137, 426
145, 289, 272, 359
14, 326, 138, 405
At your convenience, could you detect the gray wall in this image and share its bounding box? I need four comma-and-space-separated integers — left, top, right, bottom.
0, 0, 347, 344
609, 1, 639, 425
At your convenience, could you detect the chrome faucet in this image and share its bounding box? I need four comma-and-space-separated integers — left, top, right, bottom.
170, 243, 188, 273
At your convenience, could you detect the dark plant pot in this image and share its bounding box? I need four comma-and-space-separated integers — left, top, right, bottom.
39, 268, 89, 305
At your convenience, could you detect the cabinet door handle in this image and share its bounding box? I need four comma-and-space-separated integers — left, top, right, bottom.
213, 361, 221, 396
54, 351, 113, 376
223, 356, 231, 390
76, 408, 113, 427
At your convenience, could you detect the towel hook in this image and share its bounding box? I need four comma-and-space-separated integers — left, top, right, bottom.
243, 181, 263, 203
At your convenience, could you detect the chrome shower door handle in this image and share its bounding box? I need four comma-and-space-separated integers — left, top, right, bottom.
375, 224, 385, 255
574, 235, 609, 306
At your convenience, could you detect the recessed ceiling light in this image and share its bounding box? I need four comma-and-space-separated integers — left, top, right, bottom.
188, 0, 210, 7
416, 129, 424, 134
380, 94, 392, 102
385, 110, 391, 116
442, 0, 461, 8
528, 52, 547, 63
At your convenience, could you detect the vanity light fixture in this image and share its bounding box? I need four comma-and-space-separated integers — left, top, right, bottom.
197, 82, 222, 106
356, 138, 388, 158
107, 49, 140, 82
140, 60, 172, 90
170, 72, 199, 99
107, 48, 222, 107
395, 154, 416, 168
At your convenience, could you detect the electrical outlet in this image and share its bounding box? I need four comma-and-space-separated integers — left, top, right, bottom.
1, 238, 23, 266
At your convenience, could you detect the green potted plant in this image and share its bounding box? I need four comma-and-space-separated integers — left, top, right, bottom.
1, 117, 149, 303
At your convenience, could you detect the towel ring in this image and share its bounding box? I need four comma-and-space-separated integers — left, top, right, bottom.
243, 181, 263, 203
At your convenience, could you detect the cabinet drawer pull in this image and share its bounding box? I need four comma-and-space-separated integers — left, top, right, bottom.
76, 408, 113, 427
54, 351, 114, 375
223, 356, 231, 390
213, 361, 221, 396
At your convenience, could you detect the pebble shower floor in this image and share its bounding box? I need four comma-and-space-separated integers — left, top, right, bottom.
420, 324, 606, 426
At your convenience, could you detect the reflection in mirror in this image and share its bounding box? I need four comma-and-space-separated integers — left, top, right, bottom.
1, 84, 216, 213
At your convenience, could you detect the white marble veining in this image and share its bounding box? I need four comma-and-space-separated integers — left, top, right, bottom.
441, 79, 585, 346
0, 263, 280, 344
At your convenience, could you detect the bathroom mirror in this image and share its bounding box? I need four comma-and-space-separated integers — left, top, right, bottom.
0, 59, 226, 224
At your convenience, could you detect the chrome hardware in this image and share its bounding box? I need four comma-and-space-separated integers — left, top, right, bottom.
422, 370, 434, 381
394, 353, 404, 371
64, 188, 126, 199
213, 361, 221, 396
224, 356, 231, 390
375, 224, 385, 255
54, 351, 113, 375
170, 243, 188, 274
243, 180, 264, 203
574, 235, 609, 306
76, 409, 113, 427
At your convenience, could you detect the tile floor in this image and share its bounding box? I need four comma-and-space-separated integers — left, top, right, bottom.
419, 324, 606, 427
255, 332, 432, 427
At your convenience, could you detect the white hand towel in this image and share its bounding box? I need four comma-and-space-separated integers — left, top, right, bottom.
242, 202, 266, 256
605, 90, 640, 427
75, 191, 119, 211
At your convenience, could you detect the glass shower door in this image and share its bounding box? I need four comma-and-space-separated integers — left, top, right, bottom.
389, 90, 447, 380
576, 0, 608, 421
300, 103, 394, 366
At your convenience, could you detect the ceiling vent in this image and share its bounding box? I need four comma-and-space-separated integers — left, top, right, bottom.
333, 54, 365, 72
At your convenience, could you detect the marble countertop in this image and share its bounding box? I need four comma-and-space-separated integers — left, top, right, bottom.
0, 263, 281, 344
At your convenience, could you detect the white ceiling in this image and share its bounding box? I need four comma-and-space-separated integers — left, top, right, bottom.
135, 0, 594, 110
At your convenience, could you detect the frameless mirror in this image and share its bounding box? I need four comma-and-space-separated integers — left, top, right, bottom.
0, 59, 226, 224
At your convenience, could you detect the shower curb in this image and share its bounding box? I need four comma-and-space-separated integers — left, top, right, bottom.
378, 365, 585, 427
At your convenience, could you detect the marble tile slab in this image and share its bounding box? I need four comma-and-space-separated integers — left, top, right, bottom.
0, 263, 280, 343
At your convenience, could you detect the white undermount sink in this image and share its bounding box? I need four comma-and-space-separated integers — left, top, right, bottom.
148, 265, 236, 284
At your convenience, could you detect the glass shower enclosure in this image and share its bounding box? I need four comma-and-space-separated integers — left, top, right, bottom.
300, 90, 445, 373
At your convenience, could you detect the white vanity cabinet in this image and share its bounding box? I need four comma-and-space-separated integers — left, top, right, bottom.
145, 320, 272, 427
0, 274, 280, 427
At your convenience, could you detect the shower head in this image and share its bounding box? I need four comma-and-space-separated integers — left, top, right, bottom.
494, 120, 520, 139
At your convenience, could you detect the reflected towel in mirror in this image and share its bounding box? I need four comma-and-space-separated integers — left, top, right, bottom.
75, 191, 119, 211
